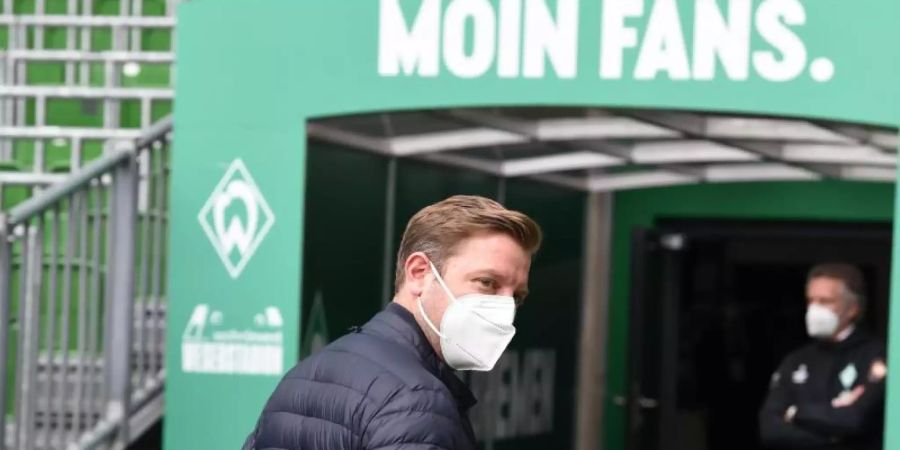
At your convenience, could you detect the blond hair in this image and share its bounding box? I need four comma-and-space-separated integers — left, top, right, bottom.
394, 195, 542, 292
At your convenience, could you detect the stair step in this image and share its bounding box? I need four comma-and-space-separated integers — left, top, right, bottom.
4, 415, 107, 450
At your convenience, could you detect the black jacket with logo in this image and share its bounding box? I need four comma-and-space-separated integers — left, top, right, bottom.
759, 329, 886, 450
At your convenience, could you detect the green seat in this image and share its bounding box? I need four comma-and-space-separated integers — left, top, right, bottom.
11, 139, 36, 170
45, 143, 73, 173
47, 160, 72, 174
0, 160, 23, 171
0, 160, 33, 210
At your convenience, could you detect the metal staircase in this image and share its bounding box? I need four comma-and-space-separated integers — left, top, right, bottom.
1, 117, 171, 450
1, 0, 176, 445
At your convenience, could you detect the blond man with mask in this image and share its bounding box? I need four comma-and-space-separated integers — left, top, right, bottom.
244, 195, 541, 450
759, 263, 887, 450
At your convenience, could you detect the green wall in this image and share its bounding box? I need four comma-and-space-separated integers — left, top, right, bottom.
604, 181, 896, 450
303, 140, 585, 449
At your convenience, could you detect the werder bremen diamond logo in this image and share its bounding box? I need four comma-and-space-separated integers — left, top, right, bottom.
198, 159, 275, 279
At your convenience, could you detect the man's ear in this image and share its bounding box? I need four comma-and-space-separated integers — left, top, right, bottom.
404, 252, 431, 298
845, 299, 861, 324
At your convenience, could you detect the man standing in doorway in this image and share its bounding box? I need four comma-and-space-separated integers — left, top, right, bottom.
760, 263, 887, 450
243, 195, 542, 450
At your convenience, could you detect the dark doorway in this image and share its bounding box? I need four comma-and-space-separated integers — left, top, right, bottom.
627, 219, 891, 450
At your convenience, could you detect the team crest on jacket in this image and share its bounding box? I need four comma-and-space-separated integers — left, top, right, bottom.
792, 364, 809, 384
839, 364, 858, 390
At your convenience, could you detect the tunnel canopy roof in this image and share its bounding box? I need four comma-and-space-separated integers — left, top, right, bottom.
309, 108, 898, 192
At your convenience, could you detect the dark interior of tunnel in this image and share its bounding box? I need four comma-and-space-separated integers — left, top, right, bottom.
636, 219, 891, 450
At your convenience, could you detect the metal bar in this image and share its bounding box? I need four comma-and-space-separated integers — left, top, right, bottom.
0, 53, 8, 159
19, 223, 44, 450
43, 204, 61, 435
65, 0, 78, 84
5, 50, 175, 63
104, 59, 116, 129
85, 181, 103, 428
35, 97, 47, 175
35, 97, 46, 128
148, 146, 165, 375
12, 226, 31, 450
131, 0, 143, 51
56, 194, 79, 446
137, 116, 173, 148
1, 0, 11, 25
141, 97, 152, 129
574, 193, 614, 450
2, 14, 15, 152
0, 14, 175, 27
119, 0, 130, 48
71, 411, 121, 449
306, 122, 392, 155
126, 372, 164, 439
105, 155, 137, 446
0, 220, 11, 450
0, 172, 67, 185
0, 1, 10, 154
622, 111, 834, 180
0, 125, 143, 140
167, 0, 177, 91
72, 189, 89, 438
0, 86, 174, 100
79, 0, 92, 87
380, 158, 397, 305
14, 53, 26, 128
135, 152, 151, 386
78, 29, 89, 86
35, 140, 46, 174
107, 10, 124, 131
8, 146, 135, 225
35, 0, 46, 50
72, 137, 83, 170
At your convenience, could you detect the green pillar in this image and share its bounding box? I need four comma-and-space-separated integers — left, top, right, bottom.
163, 133, 304, 449
162, 3, 306, 448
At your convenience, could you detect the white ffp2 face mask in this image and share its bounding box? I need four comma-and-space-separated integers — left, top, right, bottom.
417, 261, 517, 371
806, 303, 840, 338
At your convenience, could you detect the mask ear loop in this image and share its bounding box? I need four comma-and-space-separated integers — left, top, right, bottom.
417, 295, 445, 339
428, 261, 457, 303
416, 260, 456, 339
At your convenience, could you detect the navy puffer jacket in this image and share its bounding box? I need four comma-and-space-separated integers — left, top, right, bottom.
243, 303, 478, 450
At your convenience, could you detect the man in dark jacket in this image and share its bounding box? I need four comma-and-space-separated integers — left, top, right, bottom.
243, 195, 542, 450
759, 263, 887, 450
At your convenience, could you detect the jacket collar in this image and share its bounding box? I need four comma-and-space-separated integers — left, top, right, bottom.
364, 302, 477, 412
816, 326, 869, 351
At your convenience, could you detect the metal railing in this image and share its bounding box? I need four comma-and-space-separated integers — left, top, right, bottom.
0, 116, 170, 450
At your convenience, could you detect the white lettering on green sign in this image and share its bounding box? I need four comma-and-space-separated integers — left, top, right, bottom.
379, 0, 578, 79
379, 0, 834, 83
